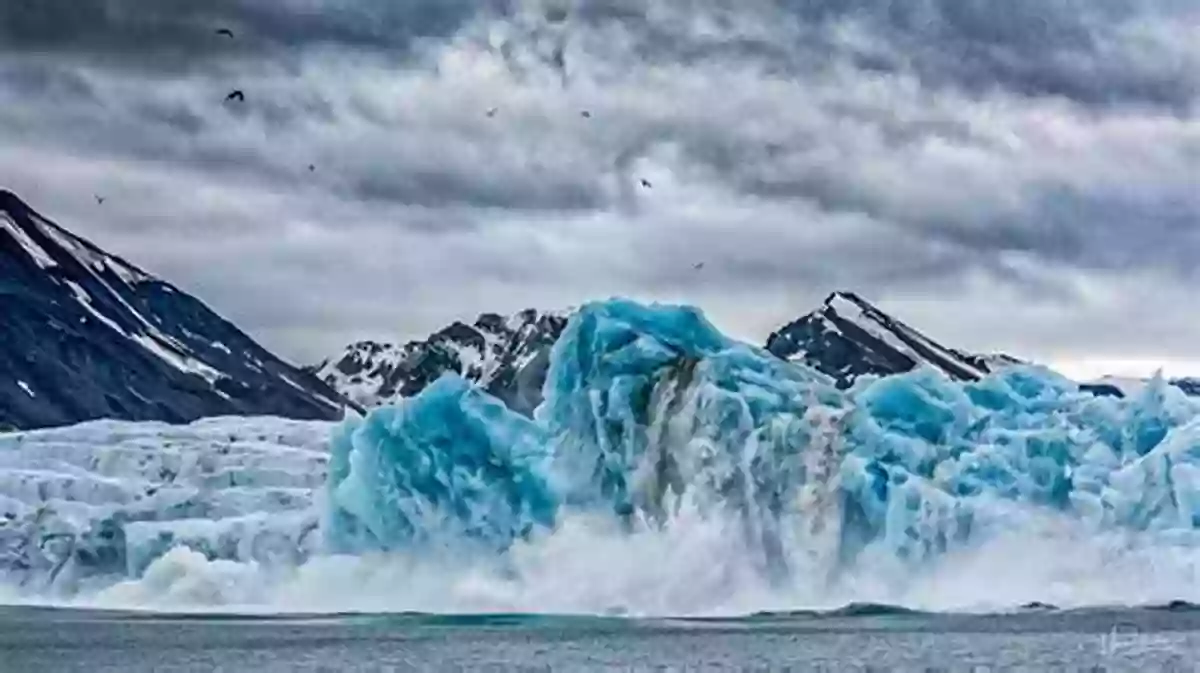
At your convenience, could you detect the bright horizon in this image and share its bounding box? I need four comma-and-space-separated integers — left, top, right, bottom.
1048, 358, 1200, 383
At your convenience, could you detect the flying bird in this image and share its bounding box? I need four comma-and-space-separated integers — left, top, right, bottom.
580, 110, 591, 118
693, 262, 704, 270
216, 28, 234, 38
308, 164, 315, 172
225, 90, 244, 103
486, 107, 498, 118
94, 195, 105, 205
640, 178, 652, 189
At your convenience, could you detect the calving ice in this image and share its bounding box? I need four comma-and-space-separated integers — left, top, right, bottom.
5, 298, 1200, 614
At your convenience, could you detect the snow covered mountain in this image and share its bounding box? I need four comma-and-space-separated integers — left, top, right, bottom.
762, 291, 1200, 399
316, 292, 1026, 410
0, 189, 350, 431
765, 291, 1021, 388
312, 309, 569, 415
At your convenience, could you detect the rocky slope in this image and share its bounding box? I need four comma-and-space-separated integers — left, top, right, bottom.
765, 291, 1021, 387
311, 309, 568, 415
0, 189, 350, 431
317, 290, 1200, 412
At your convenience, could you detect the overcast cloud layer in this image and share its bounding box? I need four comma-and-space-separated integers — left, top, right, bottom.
1, 0, 1198, 377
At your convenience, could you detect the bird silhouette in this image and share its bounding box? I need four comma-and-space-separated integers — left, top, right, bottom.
94, 195, 105, 205
640, 178, 652, 188
216, 28, 234, 38
580, 110, 591, 118
225, 90, 244, 102
308, 164, 315, 172
693, 262, 704, 270
486, 107, 498, 118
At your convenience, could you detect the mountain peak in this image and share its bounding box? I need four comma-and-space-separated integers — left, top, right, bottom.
0, 188, 22, 206
821, 290, 883, 318
1, 188, 158, 288
823, 289, 867, 306
766, 291, 996, 387
0, 189, 351, 430
314, 307, 569, 414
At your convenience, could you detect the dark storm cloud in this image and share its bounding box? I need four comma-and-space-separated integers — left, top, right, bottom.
4, 0, 1194, 108
0, 0, 482, 65
0, 0, 1197, 372
349, 168, 604, 211
564, 0, 1198, 109
784, 0, 1197, 108
0, 61, 99, 102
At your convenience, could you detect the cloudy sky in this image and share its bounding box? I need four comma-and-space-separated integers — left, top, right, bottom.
1, 0, 1198, 378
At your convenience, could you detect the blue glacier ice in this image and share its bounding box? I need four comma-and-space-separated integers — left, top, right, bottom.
324, 375, 557, 554
535, 299, 849, 577
9, 298, 1200, 602
324, 298, 1200, 582
537, 298, 842, 513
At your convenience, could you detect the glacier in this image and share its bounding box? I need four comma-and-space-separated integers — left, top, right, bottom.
0, 417, 331, 597
324, 375, 557, 555
5, 298, 1200, 613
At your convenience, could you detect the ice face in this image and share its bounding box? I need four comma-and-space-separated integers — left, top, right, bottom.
334, 299, 1200, 577
7, 299, 1200, 611
324, 375, 558, 555
0, 417, 332, 595
535, 299, 847, 578
836, 366, 1200, 566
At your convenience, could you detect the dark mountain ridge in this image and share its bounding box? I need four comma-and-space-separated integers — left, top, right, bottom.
0, 189, 351, 431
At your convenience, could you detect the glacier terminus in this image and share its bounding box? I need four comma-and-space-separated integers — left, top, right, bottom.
3, 298, 1200, 615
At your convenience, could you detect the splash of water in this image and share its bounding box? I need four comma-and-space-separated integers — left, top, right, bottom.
6, 299, 1200, 615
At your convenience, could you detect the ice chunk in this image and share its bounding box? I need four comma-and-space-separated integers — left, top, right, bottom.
536, 299, 848, 577
532, 300, 1200, 576
331, 299, 1200, 582
324, 375, 557, 555
835, 363, 1200, 567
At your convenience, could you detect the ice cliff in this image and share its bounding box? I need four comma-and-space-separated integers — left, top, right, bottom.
324, 375, 557, 555
325, 299, 1200, 581
0, 418, 330, 595
8, 298, 1200, 604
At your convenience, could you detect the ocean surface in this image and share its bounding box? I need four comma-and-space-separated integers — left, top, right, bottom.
4, 604, 1200, 672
